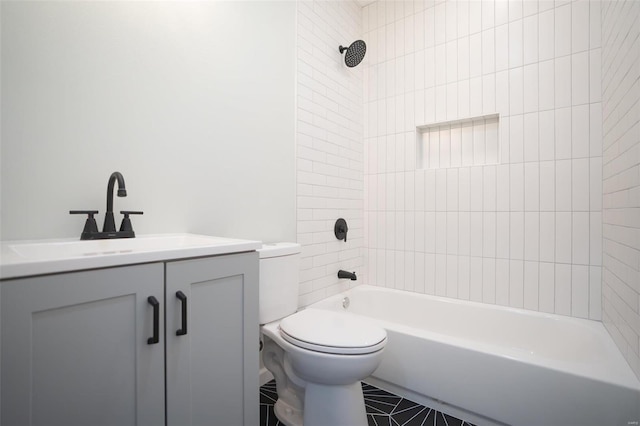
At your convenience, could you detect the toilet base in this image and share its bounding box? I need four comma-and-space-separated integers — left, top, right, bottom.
263, 338, 304, 426
272, 381, 367, 426
303, 381, 368, 426
274, 398, 303, 426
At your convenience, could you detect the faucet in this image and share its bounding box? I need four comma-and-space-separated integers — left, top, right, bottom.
103, 171, 127, 233
338, 270, 357, 280
70, 171, 143, 240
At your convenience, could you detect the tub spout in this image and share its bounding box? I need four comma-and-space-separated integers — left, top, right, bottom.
338, 270, 357, 280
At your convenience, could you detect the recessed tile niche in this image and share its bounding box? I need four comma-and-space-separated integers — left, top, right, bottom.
416, 114, 500, 170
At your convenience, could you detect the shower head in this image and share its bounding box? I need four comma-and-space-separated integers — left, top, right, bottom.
338, 40, 366, 68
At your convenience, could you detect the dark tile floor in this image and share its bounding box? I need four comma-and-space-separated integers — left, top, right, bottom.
260, 380, 476, 426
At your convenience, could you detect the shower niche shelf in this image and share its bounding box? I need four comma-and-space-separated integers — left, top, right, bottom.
416, 113, 500, 170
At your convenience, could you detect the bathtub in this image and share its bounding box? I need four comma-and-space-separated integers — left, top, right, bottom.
310, 285, 640, 426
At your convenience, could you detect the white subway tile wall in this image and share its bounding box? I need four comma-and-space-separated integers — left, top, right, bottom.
296, 1, 365, 307
363, 0, 603, 320
601, 0, 640, 378
296, 0, 640, 379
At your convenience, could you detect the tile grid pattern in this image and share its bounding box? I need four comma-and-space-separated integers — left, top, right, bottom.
260, 380, 476, 426
601, 0, 640, 378
296, 0, 366, 307
362, 0, 603, 320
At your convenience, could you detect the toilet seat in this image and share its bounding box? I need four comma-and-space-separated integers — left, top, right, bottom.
278, 309, 387, 355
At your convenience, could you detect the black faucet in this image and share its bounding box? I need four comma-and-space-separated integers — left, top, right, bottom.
338, 270, 357, 280
70, 171, 143, 240
103, 172, 127, 233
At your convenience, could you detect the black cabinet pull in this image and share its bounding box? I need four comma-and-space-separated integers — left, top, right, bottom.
176, 291, 187, 336
147, 296, 160, 344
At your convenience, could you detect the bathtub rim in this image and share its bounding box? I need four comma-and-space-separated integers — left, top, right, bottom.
308, 284, 640, 392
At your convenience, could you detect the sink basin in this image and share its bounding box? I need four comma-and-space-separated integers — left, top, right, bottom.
10, 234, 236, 259
1, 233, 261, 279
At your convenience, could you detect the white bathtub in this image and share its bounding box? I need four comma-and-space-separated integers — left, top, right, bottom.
310, 285, 640, 426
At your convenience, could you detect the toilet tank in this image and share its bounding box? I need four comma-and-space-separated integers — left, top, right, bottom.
258, 243, 301, 324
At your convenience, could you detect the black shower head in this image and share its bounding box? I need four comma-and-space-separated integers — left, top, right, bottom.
339, 40, 366, 68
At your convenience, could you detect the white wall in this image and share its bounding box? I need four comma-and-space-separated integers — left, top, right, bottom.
1, 1, 296, 243
601, 0, 640, 379
296, 0, 364, 307
363, 0, 603, 320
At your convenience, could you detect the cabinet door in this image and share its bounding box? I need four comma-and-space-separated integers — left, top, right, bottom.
166, 252, 258, 426
1, 264, 165, 426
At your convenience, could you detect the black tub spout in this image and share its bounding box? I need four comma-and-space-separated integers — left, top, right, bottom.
338, 270, 357, 280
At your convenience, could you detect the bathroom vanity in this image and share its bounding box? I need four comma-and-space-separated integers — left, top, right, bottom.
0, 234, 260, 426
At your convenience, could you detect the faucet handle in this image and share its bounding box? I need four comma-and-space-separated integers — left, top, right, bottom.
70, 210, 99, 240
70, 210, 99, 216
334, 218, 349, 242
119, 211, 143, 234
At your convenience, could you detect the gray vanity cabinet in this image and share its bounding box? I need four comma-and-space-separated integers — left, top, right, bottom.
165, 252, 259, 426
1, 263, 166, 426
1, 251, 259, 426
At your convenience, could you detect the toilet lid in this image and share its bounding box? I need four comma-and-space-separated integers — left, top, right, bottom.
279, 309, 387, 355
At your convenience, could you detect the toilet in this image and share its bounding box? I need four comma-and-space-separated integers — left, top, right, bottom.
258, 243, 387, 426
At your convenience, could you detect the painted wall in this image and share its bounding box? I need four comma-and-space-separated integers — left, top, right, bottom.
296, 0, 365, 307
601, 0, 640, 379
362, 0, 603, 320
1, 1, 296, 243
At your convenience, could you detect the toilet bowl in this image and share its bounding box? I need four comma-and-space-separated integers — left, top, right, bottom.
258, 244, 387, 426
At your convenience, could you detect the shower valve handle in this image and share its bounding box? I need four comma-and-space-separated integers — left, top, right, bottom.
334, 218, 348, 242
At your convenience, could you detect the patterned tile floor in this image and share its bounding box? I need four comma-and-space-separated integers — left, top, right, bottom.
260, 380, 476, 426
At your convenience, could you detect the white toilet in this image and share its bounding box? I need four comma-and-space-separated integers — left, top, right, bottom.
258, 243, 387, 426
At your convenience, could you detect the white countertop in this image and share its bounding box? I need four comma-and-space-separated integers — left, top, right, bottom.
0, 233, 262, 279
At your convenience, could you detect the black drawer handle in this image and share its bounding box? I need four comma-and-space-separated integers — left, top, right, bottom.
176, 291, 187, 336
147, 296, 160, 345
